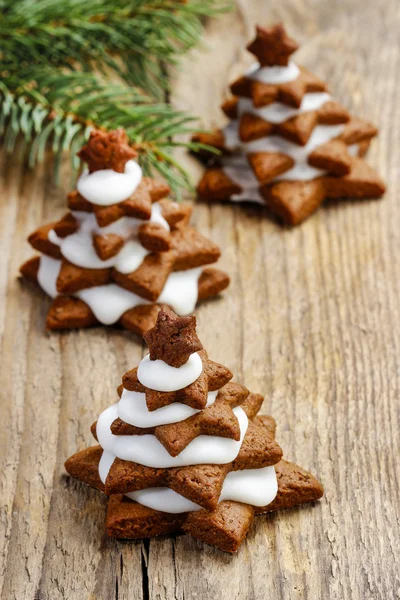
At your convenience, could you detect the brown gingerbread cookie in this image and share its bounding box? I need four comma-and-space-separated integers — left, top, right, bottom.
194, 23, 385, 225
20, 128, 230, 335
65, 309, 323, 553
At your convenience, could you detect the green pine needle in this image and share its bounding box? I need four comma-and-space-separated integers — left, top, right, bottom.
0, 0, 230, 195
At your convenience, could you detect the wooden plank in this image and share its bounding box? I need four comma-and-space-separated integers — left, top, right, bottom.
0, 0, 399, 598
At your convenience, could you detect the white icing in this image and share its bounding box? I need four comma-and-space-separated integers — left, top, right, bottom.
223, 121, 241, 151
36, 256, 202, 324
113, 240, 149, 274
157, 267, 203, 316
77, 160, 142, 205
51, 203, 169, 272
96, 403, 122, 452
98, 450, 115, 484
219, 466, 277, 506
221, 123, 346, 200
37, 255, 62, 298
242, 124, 345, 161
150, 202, 170, 230
238, 92, 331, 125
96, 404, 248, 468
57, 225, 121, 270
347, 143, 359, 157
223, 156, 265, 205
48, 229, 62, 247
124, 466, 278, 514
118, 390, 218, 428
246, 61, 300, 84
137, 352, 203, 392
75, 284, 148, 325
126, 488, 202, 513
276, 163, 325, 182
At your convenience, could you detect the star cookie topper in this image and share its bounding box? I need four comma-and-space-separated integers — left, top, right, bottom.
78, 128, 137, 173
247, 23, 299, 66
144, 307, 203, 368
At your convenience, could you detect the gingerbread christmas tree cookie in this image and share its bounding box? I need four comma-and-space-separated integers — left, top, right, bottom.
20, 129, 229, 334
195, 24, 385, 225
65, 308, 323, 553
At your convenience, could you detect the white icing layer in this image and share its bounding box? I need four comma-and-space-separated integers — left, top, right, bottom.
99, 450, 115, 484
276, 163, 325, 182
51, 203, 169, 271
75, 284, 147, 325
118, 390, 218, 428
246, 62, 300, 84
242, 123, 345, 163
37, 255, 62, 298
96, 404, 248, 468
221, 122, 346, 200
150, 202, 170, 230
347, 143, 359, 157
223, 156, 264, 204
77, 160, 142, 205
238, 92, 331, 125
105, 466, 278, 514
138, 352, 203, 392
36, 257, 202, 324
126, 488, 202, 513
224, 121, 241, 151
48, 229, 62, 247
157, 267, 203, 315
219, 466, 277, 506
113, 240, 149, 274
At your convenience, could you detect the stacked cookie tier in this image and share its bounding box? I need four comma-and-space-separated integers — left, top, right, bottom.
20, 129, 229, 334
196, 24, 385, 225
65, 309, 323, 553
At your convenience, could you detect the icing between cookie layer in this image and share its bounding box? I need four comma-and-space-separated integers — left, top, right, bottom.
246, 61, 300, 84
243, 123, 345, 166
76, 284, 147, 325
156, 268, 202, 315
220, 60, 353, 199
222, 122, 346, 203
36, 257, 203, 323
96, 403, 248, 468
137, 352, 203, 392
49, 203, 169, 271
77, 160, 142, 205
118, 390, 218, 428
38, 255, 62, 298
125, 466, 278, 513
237, 92, 331, 125
223, 142, 361, 205
98, 449, 278, 514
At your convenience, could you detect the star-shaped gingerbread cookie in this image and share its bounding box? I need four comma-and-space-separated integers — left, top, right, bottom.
247, 24, 298, 66
144, 308, 203, 367
78, 128, 137, 173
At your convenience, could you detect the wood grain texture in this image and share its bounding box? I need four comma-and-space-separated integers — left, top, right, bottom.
1, 1, 399, 598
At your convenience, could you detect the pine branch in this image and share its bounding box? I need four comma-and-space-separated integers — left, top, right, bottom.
0, 68, 213, 196
0, 0, 229, 195
1, 0, 231, 99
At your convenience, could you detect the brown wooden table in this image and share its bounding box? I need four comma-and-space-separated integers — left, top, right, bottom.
1, 1, 399, 598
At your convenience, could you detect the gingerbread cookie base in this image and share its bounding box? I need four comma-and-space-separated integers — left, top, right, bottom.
20, 262, 229, 335
65, 308, 323, 553
66, 446, 323, 553
194, 24, 386, 225
197, 151, 385, 227
20, 129, 230, 334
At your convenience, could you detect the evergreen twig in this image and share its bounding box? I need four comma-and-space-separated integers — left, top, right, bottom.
0, 0, 230, 194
